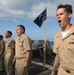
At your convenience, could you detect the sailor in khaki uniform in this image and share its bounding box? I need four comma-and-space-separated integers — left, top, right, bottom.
3, 31, 15, 75
51, 4, 74, 75
0, 35, 5, 71
13, 25, 32, 75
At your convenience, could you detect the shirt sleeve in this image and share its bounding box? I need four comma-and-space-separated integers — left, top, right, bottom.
53, 36, 58, 54
10, 40, 15, 50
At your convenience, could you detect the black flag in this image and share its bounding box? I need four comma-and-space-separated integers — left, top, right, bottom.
34, 9, 47, 27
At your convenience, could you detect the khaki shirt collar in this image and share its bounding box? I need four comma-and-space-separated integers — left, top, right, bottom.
56, 31, 62, 39
69, 25, 74, 34
18, 34, 25, 41
19, 34, 24, 38
64, 25, 74, 38
7, 37, 12, 41
56, 25, 74, 39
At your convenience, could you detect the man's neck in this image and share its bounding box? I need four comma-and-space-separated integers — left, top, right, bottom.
62, 24, 72, 32
7, 37, 11, 39
18, 33, 24, 37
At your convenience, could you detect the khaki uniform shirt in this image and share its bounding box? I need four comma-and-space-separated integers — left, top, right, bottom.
0, 40, 5, 55
15, 34, 32, 58
53, 26, 74, 70
5, 38, 15, 75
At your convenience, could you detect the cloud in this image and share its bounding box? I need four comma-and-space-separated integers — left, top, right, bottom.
0, 0, 74, 21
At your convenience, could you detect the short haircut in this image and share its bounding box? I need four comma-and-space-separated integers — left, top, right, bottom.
17, 25, 25, 33
57, 4, 73, 14
0, 35, 3, 38
7, 31, 12, 36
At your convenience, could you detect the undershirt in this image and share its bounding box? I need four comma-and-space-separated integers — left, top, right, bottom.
62, 30, 70, 38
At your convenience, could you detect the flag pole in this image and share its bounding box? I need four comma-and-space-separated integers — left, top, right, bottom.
43, 7, 47, 71
33, 7, 47, 71
43, 20, 47, 71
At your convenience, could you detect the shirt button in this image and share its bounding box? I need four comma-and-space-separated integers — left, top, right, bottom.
63, 55, 65, 56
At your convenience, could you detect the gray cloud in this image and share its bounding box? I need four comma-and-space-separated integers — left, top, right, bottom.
0, 0, 74, 21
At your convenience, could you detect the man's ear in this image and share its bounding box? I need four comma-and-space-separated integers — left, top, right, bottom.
68, 13, 72, 19
22, 29, 24, 33
9, 34, 11, 37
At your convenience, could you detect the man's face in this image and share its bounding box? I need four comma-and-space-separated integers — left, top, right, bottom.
16, 26, 24, 36
5, 32, 9, 38
56, 8, 71, 29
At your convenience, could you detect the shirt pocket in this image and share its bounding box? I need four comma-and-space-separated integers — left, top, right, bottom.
18, 43, 26, 55
18, 42, 23, 47
67, 45, 74, 57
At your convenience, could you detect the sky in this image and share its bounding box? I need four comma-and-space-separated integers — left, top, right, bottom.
0, 0, 74, 41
